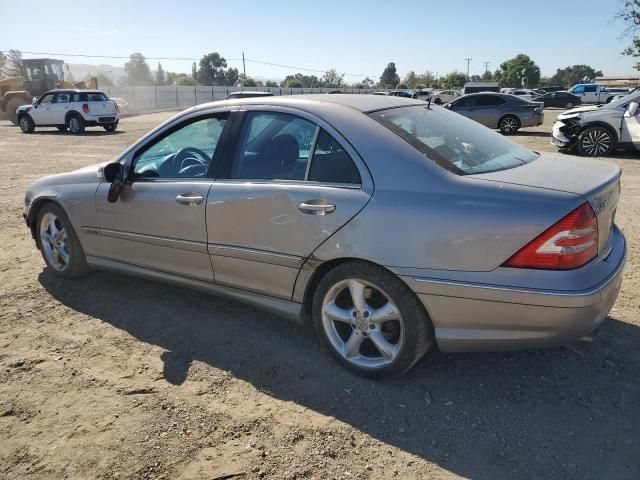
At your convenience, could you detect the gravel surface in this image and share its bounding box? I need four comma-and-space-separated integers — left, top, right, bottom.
1, 109, 639, 479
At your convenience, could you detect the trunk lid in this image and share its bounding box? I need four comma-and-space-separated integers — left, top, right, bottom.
470, 153, 621, 256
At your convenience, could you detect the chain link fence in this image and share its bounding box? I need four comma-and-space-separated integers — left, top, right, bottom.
101, 86, 387, 114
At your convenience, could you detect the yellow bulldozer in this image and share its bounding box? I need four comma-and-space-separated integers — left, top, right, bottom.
0, 58, 97, 124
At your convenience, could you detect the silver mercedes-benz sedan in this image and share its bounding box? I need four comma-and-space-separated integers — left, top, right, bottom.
24, 94, 626, 378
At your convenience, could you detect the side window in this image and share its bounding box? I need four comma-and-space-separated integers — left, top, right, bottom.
573, 85, 585, 94
453, 98, 468, 107
132, 114, 228, 179
476, 96, 505, 106
308, 130, 361, 185
584, 85, 598, 93
56, 93, 70, 104
230, 112, 316, 181
39, 94, 55, 104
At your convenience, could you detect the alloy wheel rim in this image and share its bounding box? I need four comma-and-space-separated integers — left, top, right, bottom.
582, 130, 611, 156
502, 117, 517, 132
70, 118, 80, 132
321, 278, 404, 368
39, 213, 70, 271
20, 117, 29, 131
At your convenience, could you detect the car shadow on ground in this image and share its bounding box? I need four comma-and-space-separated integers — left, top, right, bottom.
514, 131, 552, 138
27, 130, 125, 136
39, 269, 640, 479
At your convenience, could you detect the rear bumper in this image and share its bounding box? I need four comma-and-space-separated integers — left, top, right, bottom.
400, 227, 626, 352
84, 114, 119, 126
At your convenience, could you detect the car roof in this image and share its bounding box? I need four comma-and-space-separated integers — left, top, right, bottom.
43, 89, 105, 94
191, 93, 423, 114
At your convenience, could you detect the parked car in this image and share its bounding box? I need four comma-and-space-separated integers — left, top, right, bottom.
24, 94, 625, 378
568, 84, 617, 105
371, 91, 389, 96
16, 89, 119, 134
444, 92, 544, 134
463, 82, 500, 94
110, 97, 130, 114
533, 91, 582, 109
552, 91, 640, 156
509, 89, 539, 101
412, 89, 432, 101
430, 89, 461, 105
539, 85, 565, 93
388, 90, 413, 98
226, 91, 275, 100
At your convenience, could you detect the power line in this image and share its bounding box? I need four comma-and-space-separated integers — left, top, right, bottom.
0, 50, 376, 78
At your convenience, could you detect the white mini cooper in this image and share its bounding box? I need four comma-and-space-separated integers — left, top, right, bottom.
17, 89, 119, 134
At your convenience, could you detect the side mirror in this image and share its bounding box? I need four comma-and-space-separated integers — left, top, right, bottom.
103, 163, 125, 203
627, 101, 639, 117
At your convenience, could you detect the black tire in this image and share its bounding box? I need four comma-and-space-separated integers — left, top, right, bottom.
564, 101, 574, 109
35, 203, 90, 279
18, 115, 35, 133
578, 126, 614, 157
6, 96, 27, 125
67, 114, 85, 134
104, 121, 118, 132
434, 97, 442, 105
56, 125, 67, 132
312, 261, 433, 379
498, 115, 520, 135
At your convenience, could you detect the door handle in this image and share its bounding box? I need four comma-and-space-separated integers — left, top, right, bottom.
176, 193, 204, 206
298, 200, 336, 215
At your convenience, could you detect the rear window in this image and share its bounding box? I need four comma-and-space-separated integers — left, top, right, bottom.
369, 105, 538, 175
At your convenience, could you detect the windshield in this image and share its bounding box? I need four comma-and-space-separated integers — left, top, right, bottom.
369, 105, 539, 175
604, 90, 640, 109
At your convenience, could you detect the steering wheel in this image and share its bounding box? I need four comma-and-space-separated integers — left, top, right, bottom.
171, 147, 210, 176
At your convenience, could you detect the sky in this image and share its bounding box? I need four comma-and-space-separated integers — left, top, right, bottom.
1, 0, 638, 81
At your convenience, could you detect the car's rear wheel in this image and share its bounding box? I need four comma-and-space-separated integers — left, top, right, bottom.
578, 126, 614, 157
68, 114, 85, 134
564, 101, 574, 109
56, 125, 67, 132
434, 97, 442, 105
312, 261, 433, 379
18, 115, 35, 133
104, 121, 118, 132
36, 203, 89, 278
498, 115, 520, 135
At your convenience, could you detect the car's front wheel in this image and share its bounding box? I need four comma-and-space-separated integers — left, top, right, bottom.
498, 115, 520, 135
312, 261, 433, 379
434, 97, 442, 105
18, 115, 35, 133
36, 203, 89, 278
564, 101, 574, 109
104, 122, 118, 132
67, 114, 85, 134
578, 126, 614, 157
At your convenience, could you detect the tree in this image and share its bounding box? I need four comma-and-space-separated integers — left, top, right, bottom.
177, 74, 195, 86
197, 52, 228, 85
124, 52, 153, 86
548, 65, 603, 87
495, 54, 540, 88
321, 69, 344, 88
165, 72, 179, 85
4, 49, 23, 78
155, 62, 166, 86
403, 71, 436, 89
265, 80, 278, 87
280, 73, 319, 88
223, 68, 239, 86
617, 1, 640, 69
442, 71, 468, 88
481, 70, 494, 82
239, 74, 260, 87
379, 62, 400, 88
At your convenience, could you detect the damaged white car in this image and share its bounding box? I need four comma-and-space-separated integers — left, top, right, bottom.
552, 92, 640, 157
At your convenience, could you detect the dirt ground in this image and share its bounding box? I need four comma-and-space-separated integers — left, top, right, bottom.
1, 108, 639, 480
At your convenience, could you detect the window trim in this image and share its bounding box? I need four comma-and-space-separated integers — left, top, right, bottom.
129, 111, 234, 182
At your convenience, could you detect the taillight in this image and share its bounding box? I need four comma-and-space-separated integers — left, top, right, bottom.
82, 103, 89, 113
504, 202, 598, 270
113, 101, 119, 113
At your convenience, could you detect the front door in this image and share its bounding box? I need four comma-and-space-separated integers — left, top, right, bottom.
207, 109, 372, 299
31, 92, 55, 124
50, 92, 71, 125
621, 105, 640, 146
95, 112, 231, 281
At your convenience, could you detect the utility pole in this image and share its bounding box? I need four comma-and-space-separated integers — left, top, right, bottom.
483, 62, 490, 75
242, 51, 246, 88
465, 58, 472, 78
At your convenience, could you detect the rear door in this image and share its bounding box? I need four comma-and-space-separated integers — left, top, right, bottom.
206, 107, 372, 299
50, 92, 71, 125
